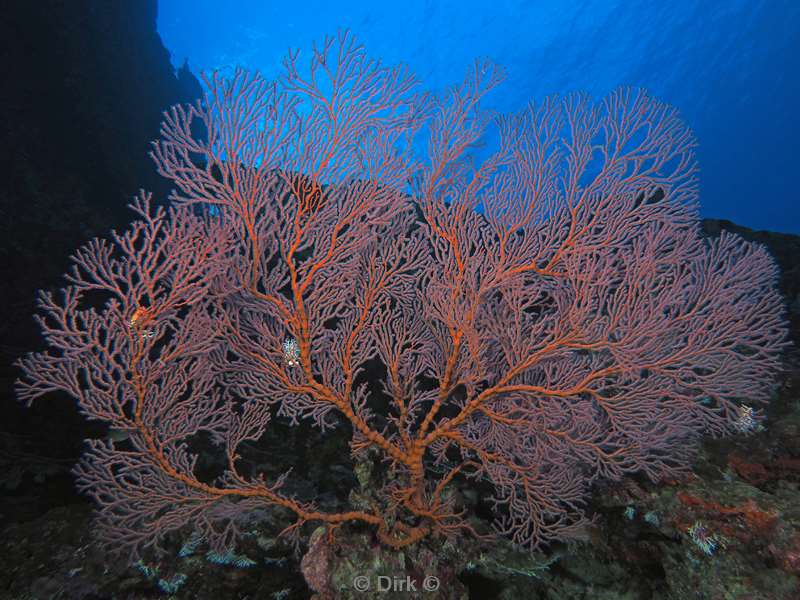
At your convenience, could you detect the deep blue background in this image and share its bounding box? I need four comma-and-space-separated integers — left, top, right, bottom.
157, 0, 800, 233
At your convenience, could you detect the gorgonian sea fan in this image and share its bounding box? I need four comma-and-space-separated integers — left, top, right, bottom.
16, 31, 787, 558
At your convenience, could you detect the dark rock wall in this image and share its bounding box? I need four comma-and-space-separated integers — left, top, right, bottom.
0, 0, 202, 359
0, 0, 203, 518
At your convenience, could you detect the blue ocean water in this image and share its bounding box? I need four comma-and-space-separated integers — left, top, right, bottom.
157, 0, 800, 233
